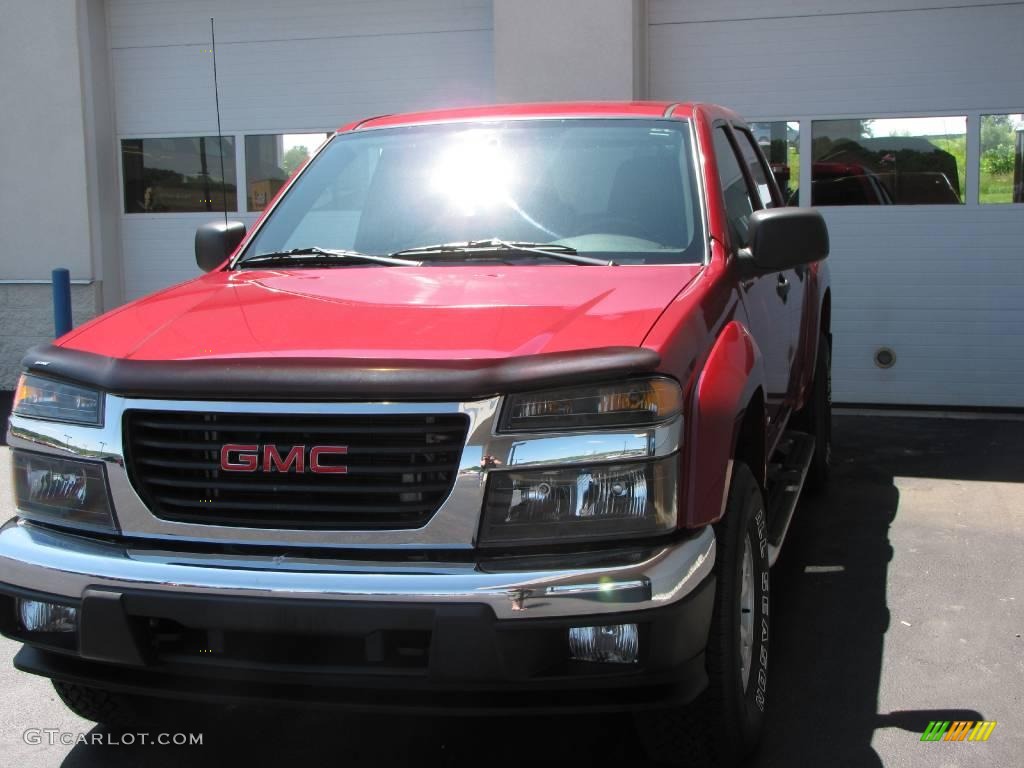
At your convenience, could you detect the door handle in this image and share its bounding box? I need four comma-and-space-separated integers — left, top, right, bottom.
776, 274, 790, 302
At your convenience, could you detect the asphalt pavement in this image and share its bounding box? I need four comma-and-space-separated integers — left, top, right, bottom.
1, 414, 1021, 767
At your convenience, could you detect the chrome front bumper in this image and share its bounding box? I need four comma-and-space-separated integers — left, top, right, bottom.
0, 519, 714, 620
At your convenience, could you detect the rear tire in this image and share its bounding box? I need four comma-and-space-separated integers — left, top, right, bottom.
636, 463, 770, 766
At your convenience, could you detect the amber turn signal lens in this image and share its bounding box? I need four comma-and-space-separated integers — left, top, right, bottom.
12, 374, 102, 425
500, 377, 682, 432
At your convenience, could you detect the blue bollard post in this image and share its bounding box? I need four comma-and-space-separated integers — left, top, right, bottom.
52, 268, 72, 338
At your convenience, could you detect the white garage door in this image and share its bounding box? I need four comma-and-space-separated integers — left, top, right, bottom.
649, 0, 1024, 407
109, 0, 494, 301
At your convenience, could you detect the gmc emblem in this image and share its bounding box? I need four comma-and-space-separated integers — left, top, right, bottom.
220, 444, 348, 474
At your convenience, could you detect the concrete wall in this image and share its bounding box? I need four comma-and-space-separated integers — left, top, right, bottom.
495, 0, 646, 102
78, 0, 123, 310
0, 2, 94, 282
0, 1, 113, 388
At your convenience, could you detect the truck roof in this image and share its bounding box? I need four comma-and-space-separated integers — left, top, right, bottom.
338, 101, 698, 132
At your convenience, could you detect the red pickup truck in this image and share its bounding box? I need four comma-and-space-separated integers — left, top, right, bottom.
2, 102, 829, 765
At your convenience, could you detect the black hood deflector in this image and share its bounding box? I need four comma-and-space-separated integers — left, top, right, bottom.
21, 345, 662, 401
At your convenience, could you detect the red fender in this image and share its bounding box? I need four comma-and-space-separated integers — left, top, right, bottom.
685, 321, 766, 528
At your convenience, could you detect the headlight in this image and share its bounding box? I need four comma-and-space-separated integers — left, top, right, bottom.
478, 457, 677, 547
499, 377, 682, 432
13, 374, 102, 425
12, 450, 117, 533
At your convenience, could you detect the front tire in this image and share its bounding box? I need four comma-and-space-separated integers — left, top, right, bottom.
52, 681, 147, 727
51, 681, 206, 730
636, 463, 770, 766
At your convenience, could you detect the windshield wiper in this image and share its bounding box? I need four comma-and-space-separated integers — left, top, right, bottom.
391, 239, 616, 266
238, 247, 422, 268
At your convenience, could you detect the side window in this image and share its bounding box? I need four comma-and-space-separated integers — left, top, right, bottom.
735, 128, 777, 208
713, 127, 756, 249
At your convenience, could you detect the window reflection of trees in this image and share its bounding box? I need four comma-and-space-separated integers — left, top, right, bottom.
811, 119, 966, 206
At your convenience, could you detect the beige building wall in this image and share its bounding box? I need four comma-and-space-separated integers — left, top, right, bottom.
494, 0, 646, 102
0, 1, 118, 389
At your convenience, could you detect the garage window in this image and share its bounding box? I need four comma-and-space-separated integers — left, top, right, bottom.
749, 121, 799, 204
811, 117, 966, 205
121, 137, 237, 213
980, 114, 1024, 204
245, 133, 330, 211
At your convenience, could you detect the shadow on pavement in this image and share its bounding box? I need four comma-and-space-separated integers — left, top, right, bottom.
59, 415, 1015, 767
751, 415, 1010, 767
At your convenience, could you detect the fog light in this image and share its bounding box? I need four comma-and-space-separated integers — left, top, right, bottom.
18, 599, 78, 633
568, 623, 639, 664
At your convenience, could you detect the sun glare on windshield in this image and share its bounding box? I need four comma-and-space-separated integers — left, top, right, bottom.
430, 131, 517, 216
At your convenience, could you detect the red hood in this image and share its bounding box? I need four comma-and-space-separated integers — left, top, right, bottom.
61, 266, 702, 362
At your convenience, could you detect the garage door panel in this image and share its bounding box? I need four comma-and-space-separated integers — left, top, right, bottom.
651, 2, 1024, 405
650, 5, 1023, 116
834, 324, 1024, 360
121, 214, 261, 300
833, 293, 1024, 310
215, 31, 493, 132
826, 210, 1024, 405
824, 213, 1024, 304
832, 315, 1024, 406
835, 379, 1022, 408
120, 216, 206, 301
112, 46, 218, 136
833, 355, 1024, 407
109, 0, 493, 49
649, 0, 1009, 25
114, 30, 493, 135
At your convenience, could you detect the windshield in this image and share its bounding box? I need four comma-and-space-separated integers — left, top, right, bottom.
240, 119, 704, 265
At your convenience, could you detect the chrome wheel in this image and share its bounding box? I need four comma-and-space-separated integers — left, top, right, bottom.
739, 535, 755, 691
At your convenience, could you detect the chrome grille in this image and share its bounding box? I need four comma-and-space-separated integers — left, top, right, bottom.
123, 410, 468, 530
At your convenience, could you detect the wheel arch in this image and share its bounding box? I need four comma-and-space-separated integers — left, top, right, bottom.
685, 321, 767, 528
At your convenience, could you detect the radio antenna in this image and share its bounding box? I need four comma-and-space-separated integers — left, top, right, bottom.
210, 17, 228, 226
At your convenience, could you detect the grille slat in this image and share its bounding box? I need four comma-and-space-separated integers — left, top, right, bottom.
136, 457, 458, 472
124, 410, 469, 530
149, 510, 429, 530
134, 437, 459, 455
152, 496, 439, 514
131, 418, 466, 435
142, 476, 454, 494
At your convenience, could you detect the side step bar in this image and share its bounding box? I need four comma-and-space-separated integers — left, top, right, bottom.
765, 431, 816, 567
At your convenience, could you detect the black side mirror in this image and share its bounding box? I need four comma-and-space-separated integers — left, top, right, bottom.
737, 208, 829, 275
195, 221, 247, 272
